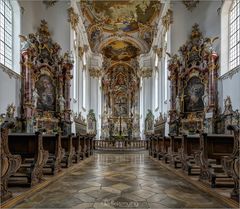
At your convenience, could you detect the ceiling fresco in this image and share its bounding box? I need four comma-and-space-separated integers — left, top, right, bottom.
81, 0, 161, 32
101, 41, 140, 61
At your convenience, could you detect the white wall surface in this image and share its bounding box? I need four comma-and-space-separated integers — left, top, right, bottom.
0, 69, 21, 116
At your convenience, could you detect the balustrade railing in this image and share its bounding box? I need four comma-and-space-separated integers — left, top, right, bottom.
93, 140, 149, 150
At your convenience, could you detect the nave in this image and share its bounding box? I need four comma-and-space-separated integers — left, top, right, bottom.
14, 152, 228, 209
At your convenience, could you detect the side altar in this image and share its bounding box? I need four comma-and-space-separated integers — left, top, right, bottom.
20, 20, 73, 135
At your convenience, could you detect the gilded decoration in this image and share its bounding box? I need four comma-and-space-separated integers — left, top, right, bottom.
89, 68, 101, 78
68, 7, 79, 31
20, 20, 73, 134
182, 0, 200, 11
139, 67, 153, 78
153, 46, 163, 58
162, 9, 173, 32
167, 24, 219, 135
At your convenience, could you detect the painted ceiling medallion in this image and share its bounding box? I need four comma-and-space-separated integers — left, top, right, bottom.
182, 0, 200, 11
102, 41, 140, 61
81, 0, 161, 32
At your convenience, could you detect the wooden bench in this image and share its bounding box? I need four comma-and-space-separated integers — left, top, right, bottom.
168, 135, 182, 168
199, 133, 234, 188
222, 125, 239, 201
1, 122, 21, 202
8, 132, 49, 186
156, 136, 164, 160
72, 135, 81, 163
80, 134, 87, 159
42, 134, 63, 175
61, 135, 74, 168
160, 136, 171, 163
180, 135, 201, 175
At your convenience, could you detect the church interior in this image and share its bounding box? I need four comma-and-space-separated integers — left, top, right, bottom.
0, 0, 240, 208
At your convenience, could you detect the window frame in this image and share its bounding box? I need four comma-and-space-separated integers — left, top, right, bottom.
229, 0, 240, 71
0, 0, 21, 75
221, 0, 240, 76
0, 0, 13, 70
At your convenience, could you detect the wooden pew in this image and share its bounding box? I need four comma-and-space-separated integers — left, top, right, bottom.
199, 133, 234, 188
180, 135, 201, 175
222, 125, 239, 201
89, 134, 95, 155
42, 134, 63, 175
80, 134, 87, 159
8, 132, 49, 186
61, 135, 74, 168
168, 135, 182, 168
161, 136, 171, 163
151, 135, 158, 158
156, 136, 164, 160
1, 122, 21, 202
72, 135, 81, 163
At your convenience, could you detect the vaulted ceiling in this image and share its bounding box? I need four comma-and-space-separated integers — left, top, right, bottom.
80, 0, 162, 58
79, 0, 162, 110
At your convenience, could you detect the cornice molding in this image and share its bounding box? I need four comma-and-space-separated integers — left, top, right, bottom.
219, 67, 240, 80
0, 64, 21, 80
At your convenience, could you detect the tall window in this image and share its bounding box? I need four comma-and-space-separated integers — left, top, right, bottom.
164, 32, 168, 102
229, 0, 240, 70
73, 32, 78, 100
0, 0, 12, 69
155, 69, 159, 109
82, 68, 86, 109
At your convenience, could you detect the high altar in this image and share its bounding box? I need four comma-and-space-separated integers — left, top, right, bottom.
101, 64, 140, 139
20, 20, 73, 135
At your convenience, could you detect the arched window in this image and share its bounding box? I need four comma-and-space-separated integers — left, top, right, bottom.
0, 0, 13, 69
0, 0, 20, 73
229, 0, 240, 70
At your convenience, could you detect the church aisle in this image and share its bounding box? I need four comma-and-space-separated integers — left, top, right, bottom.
15, 152, 228, 209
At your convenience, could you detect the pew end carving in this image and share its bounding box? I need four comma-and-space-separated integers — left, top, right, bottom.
1, 122, 21, 202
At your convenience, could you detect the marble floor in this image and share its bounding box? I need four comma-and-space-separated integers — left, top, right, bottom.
15, 151, 229, 209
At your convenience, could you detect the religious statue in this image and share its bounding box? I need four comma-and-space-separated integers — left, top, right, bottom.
58, 95, 66, 113
202, 88, 209, 110
32, 88, 39, 108
19, 35, 31, 51
175, 95, 181, 113
6, 103, 16, 120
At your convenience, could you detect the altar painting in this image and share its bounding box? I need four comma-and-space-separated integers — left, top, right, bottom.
36, 74, 56, 111
184, 76, 204, 113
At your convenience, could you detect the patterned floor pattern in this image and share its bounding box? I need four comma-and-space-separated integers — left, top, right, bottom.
15, 151, 228, 208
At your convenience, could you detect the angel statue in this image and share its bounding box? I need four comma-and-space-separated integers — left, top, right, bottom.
19, 35, 31, 51
58, 95, 66, 113
6, 103, 16, 119
32, 88, 39, 108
